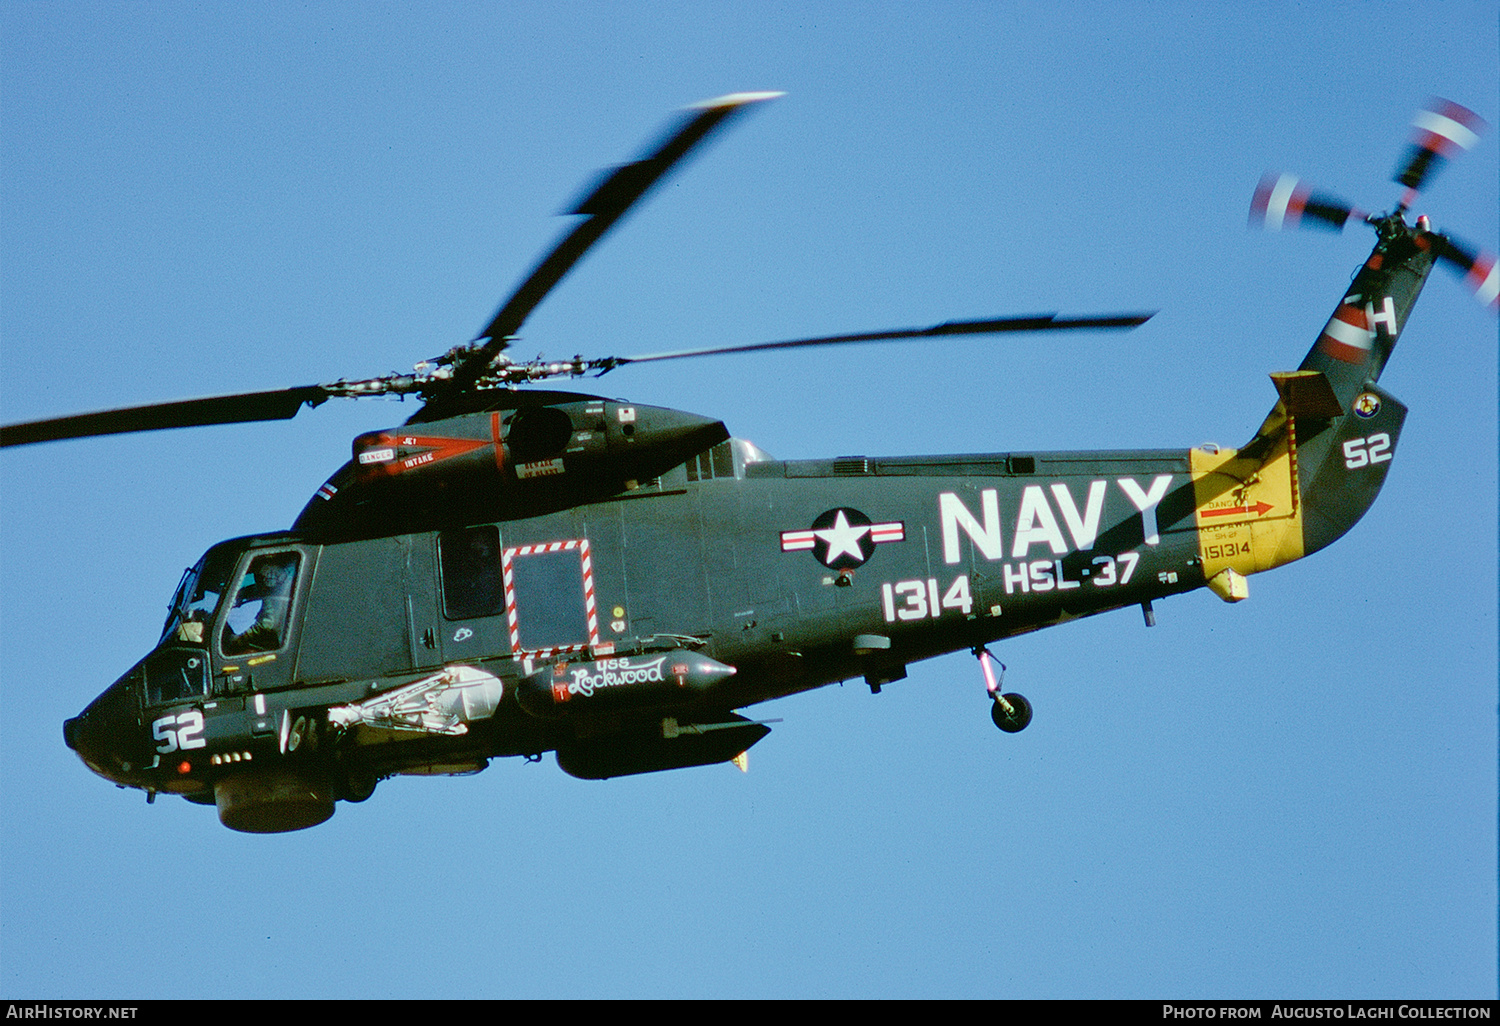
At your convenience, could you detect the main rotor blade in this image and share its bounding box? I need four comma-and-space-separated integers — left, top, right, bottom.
0, 385, 329, 448
433, 91, 782, 410
592, 312, 1155, 372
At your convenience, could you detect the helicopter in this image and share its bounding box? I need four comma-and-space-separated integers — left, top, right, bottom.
4, 93, 1494, 833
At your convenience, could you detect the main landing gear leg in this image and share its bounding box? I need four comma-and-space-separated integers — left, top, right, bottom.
975, 646, 1032, 733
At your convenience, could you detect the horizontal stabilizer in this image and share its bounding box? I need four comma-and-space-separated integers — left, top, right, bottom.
1270, 370, 1343, 419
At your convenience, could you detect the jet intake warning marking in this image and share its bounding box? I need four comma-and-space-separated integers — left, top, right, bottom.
353, 432, 491, 478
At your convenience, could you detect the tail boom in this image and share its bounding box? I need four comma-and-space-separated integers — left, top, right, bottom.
1299, 214, 1437, 400
1192, 222, 1431, 586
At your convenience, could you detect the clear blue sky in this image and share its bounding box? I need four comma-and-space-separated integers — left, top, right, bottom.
2, 1, 1495, 999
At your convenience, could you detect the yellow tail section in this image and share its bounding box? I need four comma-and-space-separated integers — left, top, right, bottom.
1190, 404, 1306, 587
1191, 369, 1407, 595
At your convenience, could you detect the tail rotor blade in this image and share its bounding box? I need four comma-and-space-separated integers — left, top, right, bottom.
1432, 235, 1500, 311
1394, 98, 1487, 196
1250, 173, 1361, 232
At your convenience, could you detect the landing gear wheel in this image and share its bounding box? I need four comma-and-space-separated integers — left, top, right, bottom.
337, 763, 378, 803
329, 751, 378, 803
991, 692, 1033, 733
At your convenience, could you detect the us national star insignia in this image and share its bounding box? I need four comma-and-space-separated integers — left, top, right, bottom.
779, 507, 905, 569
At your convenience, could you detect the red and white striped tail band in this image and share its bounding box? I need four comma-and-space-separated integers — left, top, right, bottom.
1317, 302, 1375, 364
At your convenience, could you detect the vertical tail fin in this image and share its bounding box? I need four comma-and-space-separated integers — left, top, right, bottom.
1192, 223, 1432, 585
1206, 99, 1493, 590
1297, 216, 1438, 403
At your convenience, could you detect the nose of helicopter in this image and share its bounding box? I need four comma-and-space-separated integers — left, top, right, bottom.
62, 674, 143, 786
63, 708, 116, 782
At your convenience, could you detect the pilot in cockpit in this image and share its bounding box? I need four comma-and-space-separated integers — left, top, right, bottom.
223, 554, 298, 655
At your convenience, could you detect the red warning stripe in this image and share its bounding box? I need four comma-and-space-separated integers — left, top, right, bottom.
491, 412, 506, 474
502, 538, 600, 658
1317, 303, 1374, 364
1201, 501, 1274, 519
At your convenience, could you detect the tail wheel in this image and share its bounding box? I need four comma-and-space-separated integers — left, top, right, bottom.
991, 693, 1033, 733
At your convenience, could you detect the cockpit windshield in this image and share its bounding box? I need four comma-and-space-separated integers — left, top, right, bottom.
160, 546, 240, 645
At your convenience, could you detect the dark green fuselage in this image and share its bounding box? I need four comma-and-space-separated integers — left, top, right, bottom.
62, 215, 1434, 828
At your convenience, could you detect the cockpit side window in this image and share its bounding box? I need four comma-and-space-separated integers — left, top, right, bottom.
221, 552, 301, 655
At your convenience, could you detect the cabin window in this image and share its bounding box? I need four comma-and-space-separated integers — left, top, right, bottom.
505, 541, 593, 654
439, 526, 503, 619
684, 441, 736, 482
222, 553, 301, 655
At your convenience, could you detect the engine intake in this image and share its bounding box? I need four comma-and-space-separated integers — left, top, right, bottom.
296, 398, 728, 537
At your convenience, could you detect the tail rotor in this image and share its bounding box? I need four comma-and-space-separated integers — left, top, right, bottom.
1431, 234, 1500, 310
1251, 98, 1497, 314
